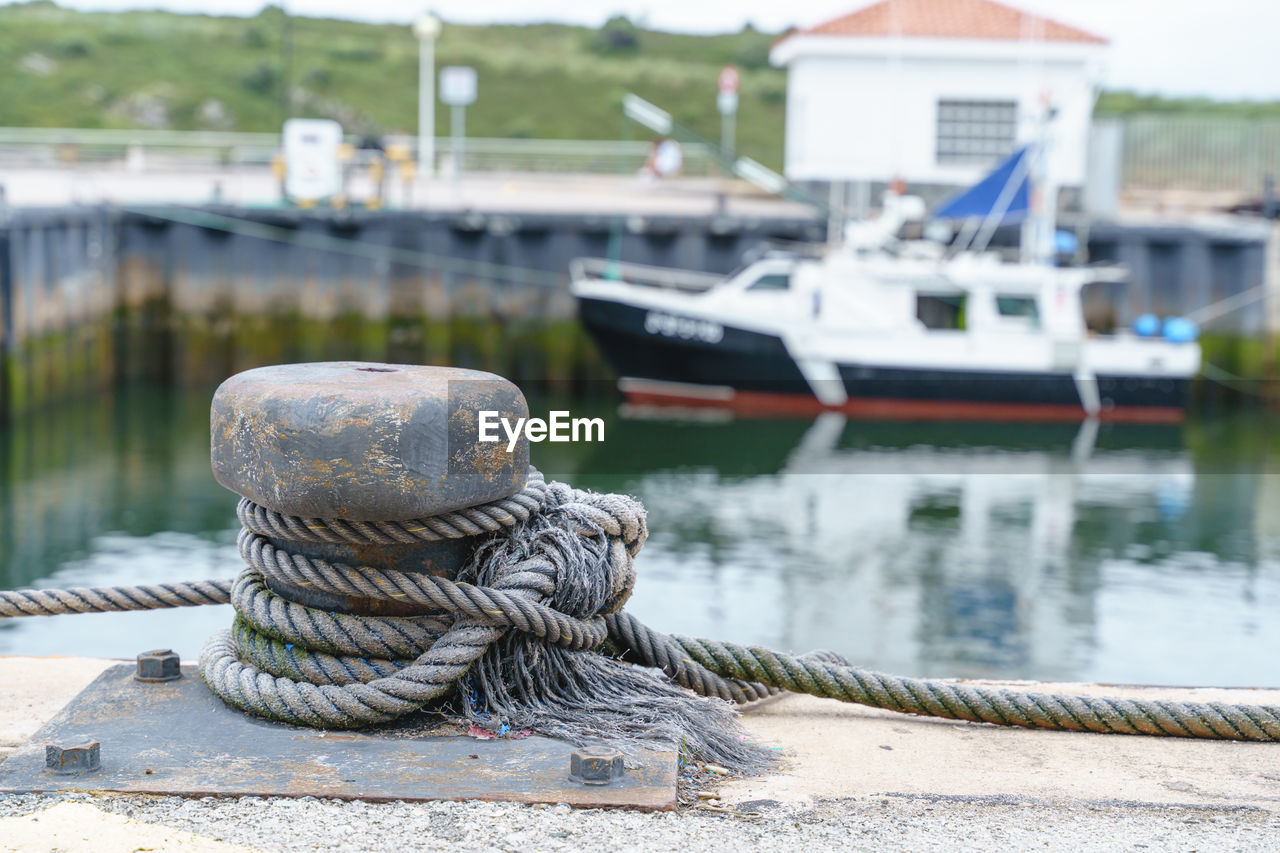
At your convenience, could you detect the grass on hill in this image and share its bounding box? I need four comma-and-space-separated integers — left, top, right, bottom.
0, 1, 1276, 173
0, 3, 789, 165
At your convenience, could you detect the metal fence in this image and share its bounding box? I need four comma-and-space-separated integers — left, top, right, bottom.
0, 128, 280, 169
0, 127, 717, 176
1119, 116, 1280, 194
9, 120, 1275, 196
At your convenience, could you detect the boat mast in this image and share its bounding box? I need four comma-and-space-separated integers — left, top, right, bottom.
1021, 100, 1058, 266
1018, 11, 1055, 267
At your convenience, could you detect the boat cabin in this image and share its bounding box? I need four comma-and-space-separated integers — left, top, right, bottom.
689, 250, 1128, 342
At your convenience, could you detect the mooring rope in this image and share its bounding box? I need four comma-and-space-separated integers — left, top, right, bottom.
5, 467, 1280, 759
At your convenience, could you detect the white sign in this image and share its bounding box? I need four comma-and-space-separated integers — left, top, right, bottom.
718, 66, 740, 95
440, 66, 477, 106
282, 118, 343, 202
717, 92, 738, 116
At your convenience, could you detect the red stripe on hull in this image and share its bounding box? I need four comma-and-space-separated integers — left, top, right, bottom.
623, 388, 1186, 425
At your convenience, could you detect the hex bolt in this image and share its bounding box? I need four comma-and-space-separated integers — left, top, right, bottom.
45, 740, 100, 775
569, 746, 625, 786
136, 649, 182, 682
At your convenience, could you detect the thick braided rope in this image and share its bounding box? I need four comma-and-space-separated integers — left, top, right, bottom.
668, 635, 1280, 741
201, 555, 563, 727
198, 478, 645, 728
236, 469, 549, 545
238, 530, 609, 650
0, 579, 231, 617
604, 611, 778, 704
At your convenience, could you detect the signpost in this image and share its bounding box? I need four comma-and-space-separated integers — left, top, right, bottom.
717, 65, 739, 158
439, 65, 477, 181
413, 14, 441, 176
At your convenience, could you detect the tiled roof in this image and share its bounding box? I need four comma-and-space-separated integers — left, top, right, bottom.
797, 0, 1107, 44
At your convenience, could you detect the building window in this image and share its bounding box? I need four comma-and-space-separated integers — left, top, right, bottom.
936, 100, 1018, 165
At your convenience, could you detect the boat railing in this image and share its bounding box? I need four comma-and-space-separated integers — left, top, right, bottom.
569, 257, 723, 293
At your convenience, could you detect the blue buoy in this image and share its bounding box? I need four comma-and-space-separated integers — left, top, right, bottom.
1133, 313, 1161, 337
1162, 316, 1199, 343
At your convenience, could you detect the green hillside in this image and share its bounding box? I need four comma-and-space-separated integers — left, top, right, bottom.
1, 1, 1276, 174
0, 3, 789, 166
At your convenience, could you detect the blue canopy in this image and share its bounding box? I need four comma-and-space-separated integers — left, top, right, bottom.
933, 146, 1031, 222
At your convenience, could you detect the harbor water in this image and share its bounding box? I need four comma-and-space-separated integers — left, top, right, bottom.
3, 384, 1279, 687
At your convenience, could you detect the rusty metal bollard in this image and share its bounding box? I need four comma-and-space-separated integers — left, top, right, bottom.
210, 362, 530, 615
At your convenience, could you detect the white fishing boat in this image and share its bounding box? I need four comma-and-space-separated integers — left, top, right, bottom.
570, 145, 1201, 423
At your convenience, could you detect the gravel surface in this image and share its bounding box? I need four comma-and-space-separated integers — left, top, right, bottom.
2, 792, 1278, 852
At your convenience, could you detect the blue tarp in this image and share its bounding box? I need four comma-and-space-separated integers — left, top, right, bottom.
933, 146, 1031, 222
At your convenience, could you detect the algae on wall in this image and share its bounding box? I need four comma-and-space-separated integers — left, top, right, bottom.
1, 211, 119, 424
0, 207, 616, 425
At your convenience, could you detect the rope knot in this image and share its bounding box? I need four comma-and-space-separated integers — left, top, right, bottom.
468, 486, 644, 619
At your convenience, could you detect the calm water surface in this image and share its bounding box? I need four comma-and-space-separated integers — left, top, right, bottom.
3, 386, 1279, 687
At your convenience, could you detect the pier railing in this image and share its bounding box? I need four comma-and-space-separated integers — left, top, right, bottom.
0, 128, 718, 176
2, 122, 1276, 193
570, 257, 724, 292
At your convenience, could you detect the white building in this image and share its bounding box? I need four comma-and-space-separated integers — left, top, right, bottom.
770, 0, 1108, 203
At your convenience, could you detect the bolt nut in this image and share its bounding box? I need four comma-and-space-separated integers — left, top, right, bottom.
136, 649, 182, 682
45, 740, 100, 775
569, 746, 625, 786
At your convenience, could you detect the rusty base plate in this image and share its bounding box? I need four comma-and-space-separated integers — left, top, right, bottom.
0, 664, 676, 809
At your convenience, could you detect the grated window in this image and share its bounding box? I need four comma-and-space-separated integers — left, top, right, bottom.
936, 100, 1018, 165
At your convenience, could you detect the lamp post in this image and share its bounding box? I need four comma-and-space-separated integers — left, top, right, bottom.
413, 13, 441, 177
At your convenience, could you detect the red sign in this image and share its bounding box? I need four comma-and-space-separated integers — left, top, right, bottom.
718, 66, 740, 95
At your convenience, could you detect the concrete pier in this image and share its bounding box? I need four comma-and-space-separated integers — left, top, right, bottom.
3, 656, 1279, 850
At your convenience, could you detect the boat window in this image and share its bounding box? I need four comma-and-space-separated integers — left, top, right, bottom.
746, 273, 791, 291
996, 296, 1040, 326
916, 295, 966, 330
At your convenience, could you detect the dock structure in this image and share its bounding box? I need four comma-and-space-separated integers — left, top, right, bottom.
0, 194, 1275, 423
2, 655, 1279, 849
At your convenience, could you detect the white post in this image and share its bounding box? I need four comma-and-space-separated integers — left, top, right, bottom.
827, 181, 843, 245
451, 104, 465, 183
418, 38, 435, 176
413, 14, 441, 177
1267, 221, 1280, 337
720, 110, 735, 159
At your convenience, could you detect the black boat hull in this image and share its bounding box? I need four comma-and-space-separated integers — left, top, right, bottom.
578, 297, 1189, 422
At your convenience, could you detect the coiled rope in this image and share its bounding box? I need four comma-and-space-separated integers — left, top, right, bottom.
5, 467, 1280, 758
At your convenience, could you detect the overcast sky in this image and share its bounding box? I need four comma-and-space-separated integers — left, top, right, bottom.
21, 0, 1280, 100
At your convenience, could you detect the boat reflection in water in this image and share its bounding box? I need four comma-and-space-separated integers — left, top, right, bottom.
572, 407, 1278, 687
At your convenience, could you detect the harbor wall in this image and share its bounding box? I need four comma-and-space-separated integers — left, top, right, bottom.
0, 204, 1272, 422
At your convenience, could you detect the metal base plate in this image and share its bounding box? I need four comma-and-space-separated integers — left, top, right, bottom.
0, 664, 676, 809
